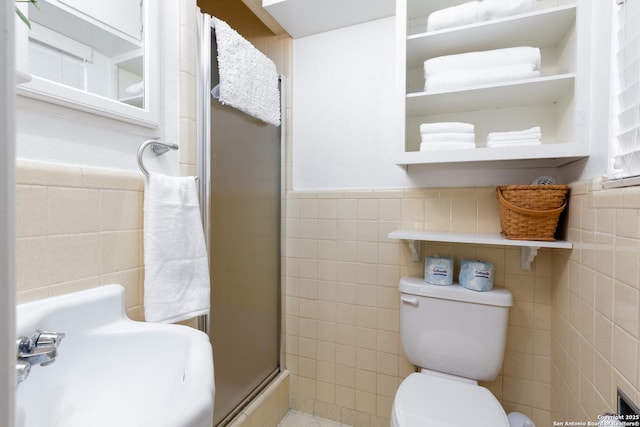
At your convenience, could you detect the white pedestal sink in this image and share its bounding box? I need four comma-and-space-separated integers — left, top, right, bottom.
15, 285, 215, 427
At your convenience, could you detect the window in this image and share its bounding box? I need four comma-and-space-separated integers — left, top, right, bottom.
608, 0, 640, 187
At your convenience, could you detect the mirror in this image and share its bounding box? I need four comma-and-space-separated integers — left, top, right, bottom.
16, 0, 158, 127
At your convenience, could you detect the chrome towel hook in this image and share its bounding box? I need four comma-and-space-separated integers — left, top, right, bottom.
137, 139, 179, 177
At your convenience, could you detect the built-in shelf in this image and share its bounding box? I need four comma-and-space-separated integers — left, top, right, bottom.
397, 0, 585, 169
388, 229, 572, 270
406, 5, 577, 67
406, 73, 575, 116
394, 141, 589, 168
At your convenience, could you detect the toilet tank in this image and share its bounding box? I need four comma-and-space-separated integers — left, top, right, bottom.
399, 277, 513, 382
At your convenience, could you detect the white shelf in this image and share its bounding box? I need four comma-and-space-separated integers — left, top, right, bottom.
394, 141, 589, 168
388, 229, 572, 270
113, 49, 143, 75
396, 0, 585, 169
31, 0, 141, 57
263, 0, 395, 38
119, 95, 143, 108
406, 73, 575, 116
16, 71, 32, 85
406, 5, 577, 67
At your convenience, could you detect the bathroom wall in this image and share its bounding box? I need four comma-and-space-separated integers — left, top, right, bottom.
551, 180, 640, 423
285, 187, 555, 426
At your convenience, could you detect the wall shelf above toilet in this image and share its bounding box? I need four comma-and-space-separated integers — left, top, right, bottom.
388, 229, 572, 270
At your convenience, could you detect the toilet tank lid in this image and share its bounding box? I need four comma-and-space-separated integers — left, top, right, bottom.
399, 277, 513, 307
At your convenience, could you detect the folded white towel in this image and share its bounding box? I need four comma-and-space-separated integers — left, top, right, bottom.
424, 46, 541, 77
486, 139, 541, 148
487, 136, 542, 146
482, 0, 536, 20
425, 64, 540, 92
125, 81, 144, 97
487, 136, 541, 144
420, 141, 476, 151
212, 18, 281, 126
144, 174, 211, 323
427, 1, 483, 32
420, 122, 475, 134
426, 0, 536, 32
487, 126, 542, 141
421, 132, 476, 144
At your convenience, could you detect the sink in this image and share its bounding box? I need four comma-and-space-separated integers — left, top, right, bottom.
15, 285, 215, 427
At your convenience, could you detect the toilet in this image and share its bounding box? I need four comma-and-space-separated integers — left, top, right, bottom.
391, 276, 514, 427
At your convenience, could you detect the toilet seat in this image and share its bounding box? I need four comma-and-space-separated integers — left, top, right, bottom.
392, 372, 509, 427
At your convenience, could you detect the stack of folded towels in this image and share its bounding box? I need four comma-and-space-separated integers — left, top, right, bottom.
419, 122, 476, 151
427, 0, 536, 32
486, 126, 542, 148
423, 46, 541, 93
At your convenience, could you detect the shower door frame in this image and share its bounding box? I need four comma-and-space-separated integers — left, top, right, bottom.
196, 9, 286, 426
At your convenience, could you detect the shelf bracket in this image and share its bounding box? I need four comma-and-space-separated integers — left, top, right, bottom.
520, 246, 540, 270
407, 240, 422, 262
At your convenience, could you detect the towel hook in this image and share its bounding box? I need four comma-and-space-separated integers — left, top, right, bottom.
137, 139, 179, 177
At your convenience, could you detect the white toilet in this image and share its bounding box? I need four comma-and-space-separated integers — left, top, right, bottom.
391, 276, 514, 427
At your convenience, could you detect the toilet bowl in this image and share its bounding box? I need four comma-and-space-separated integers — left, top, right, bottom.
392, 277, 514, 427
391, 372, 508, 427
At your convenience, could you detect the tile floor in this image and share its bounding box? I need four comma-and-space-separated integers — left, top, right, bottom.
277, 411, 351, 427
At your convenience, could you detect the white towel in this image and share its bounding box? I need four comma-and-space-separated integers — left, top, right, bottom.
424, 47, 541, 77
486, 139, 541, 148
427, 1, 483, 32
144, 174, 210, 323
421, 132, 476, 143
420, 122, 475, 134
488, 134, 542, 142
482, 0, 536, 20
212, 18, 281, 127
426, 0, 536, 32
420, 141, 476, 151
487, 126, 541, 141
425, 64, 540, 92
125, 81, 144, 96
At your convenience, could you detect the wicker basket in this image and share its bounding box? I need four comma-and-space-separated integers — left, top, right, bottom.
496, 184, 568, 241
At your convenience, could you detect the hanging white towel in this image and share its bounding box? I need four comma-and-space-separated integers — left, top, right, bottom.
144, 174, 210, 323
420, 122, 475, 134
212, 18, 281, 127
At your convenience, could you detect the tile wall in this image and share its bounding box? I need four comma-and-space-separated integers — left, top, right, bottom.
15, 160, 145, 319
284, 187, 556, 426
551, 180, 640, 424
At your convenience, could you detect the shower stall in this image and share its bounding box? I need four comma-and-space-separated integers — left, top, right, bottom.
196, 11, 283, 426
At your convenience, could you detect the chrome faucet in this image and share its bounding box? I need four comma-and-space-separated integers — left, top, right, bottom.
16, 329, 66, 385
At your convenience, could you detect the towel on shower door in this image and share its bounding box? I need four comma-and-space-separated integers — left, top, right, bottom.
144, 173, 210, 323
212, 17, 281, 127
